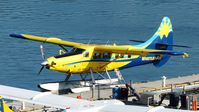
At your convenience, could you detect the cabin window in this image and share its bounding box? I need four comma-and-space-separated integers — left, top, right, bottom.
128, 54, 131, 58
115, 54, 119, 59
103, 52, 111, 59
120, 54, 124, 58
93, 52, 101, 59
83, 52, 89, 57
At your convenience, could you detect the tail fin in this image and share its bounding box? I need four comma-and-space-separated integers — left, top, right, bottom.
138, 17, 173, 67
0, 96, 13, 112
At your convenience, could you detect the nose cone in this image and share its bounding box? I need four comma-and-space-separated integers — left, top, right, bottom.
44, 57, 70, 73
41, 61, 48, 66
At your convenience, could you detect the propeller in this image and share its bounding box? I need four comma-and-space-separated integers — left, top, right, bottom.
37, 45, 48, 75
40, 45, 45, 60
38, 66, 44, 75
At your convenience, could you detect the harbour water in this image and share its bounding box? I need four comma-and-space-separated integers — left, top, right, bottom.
0, 0, 198, 90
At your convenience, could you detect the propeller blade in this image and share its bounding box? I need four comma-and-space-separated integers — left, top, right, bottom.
40, 45, 45, 60
38, 66, 44, 75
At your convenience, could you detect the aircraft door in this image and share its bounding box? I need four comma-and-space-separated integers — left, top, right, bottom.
80, 51, 91, 72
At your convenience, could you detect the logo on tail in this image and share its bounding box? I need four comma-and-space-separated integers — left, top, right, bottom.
155, 17, 173, 39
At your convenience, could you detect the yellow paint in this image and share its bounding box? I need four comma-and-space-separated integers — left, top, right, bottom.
0, 96, 13, 112
47, 50, 133, 74
155, 17, 172, 39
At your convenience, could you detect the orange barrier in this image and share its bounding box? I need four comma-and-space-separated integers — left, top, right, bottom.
192, 96, 198, 111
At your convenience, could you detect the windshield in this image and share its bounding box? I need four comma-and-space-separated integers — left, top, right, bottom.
55, 48, 85, 58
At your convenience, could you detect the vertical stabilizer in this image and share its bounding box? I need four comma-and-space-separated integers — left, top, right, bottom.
0, 96, 13, 112
137, 17, 173, 67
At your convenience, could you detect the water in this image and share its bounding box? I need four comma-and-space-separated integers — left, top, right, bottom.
0, 0, 198, 90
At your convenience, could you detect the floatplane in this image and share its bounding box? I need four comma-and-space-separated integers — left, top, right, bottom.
0, 85, 193, 112
0, 96, 13, 112
10, 17, 189, 93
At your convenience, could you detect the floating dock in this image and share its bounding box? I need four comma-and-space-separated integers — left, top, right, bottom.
3, 74, 199, 111
64, 74, 199, 111
65, 74, 199, 99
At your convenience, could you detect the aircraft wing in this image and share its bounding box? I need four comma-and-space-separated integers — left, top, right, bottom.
0, 85, 191, 112
94, 45, 189, 57
0, 85, 124, 111
0, 85, 88, 109
10, 34, 84, 48
10, 34, 188, 57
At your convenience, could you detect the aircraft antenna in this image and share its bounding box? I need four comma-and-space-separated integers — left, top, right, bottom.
106, 40, 110, 45
87, 39, 92, 44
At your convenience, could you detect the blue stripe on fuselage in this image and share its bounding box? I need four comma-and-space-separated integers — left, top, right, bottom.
65, 58, 133, 66
119, 56, 154, 70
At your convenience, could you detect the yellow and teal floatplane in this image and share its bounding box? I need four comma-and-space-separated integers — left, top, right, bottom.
9, 17, 189, 92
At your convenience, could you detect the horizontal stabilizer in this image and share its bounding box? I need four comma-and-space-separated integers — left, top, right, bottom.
156, 43, 191, 48
154, 51, 188, 56
129, 39, 145, 43
129, 39, 190, 48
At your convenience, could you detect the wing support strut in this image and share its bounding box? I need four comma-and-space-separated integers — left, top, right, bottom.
90, 68, 95, 98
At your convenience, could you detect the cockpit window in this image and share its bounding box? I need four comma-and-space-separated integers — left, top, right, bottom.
55, 48, 85, 58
